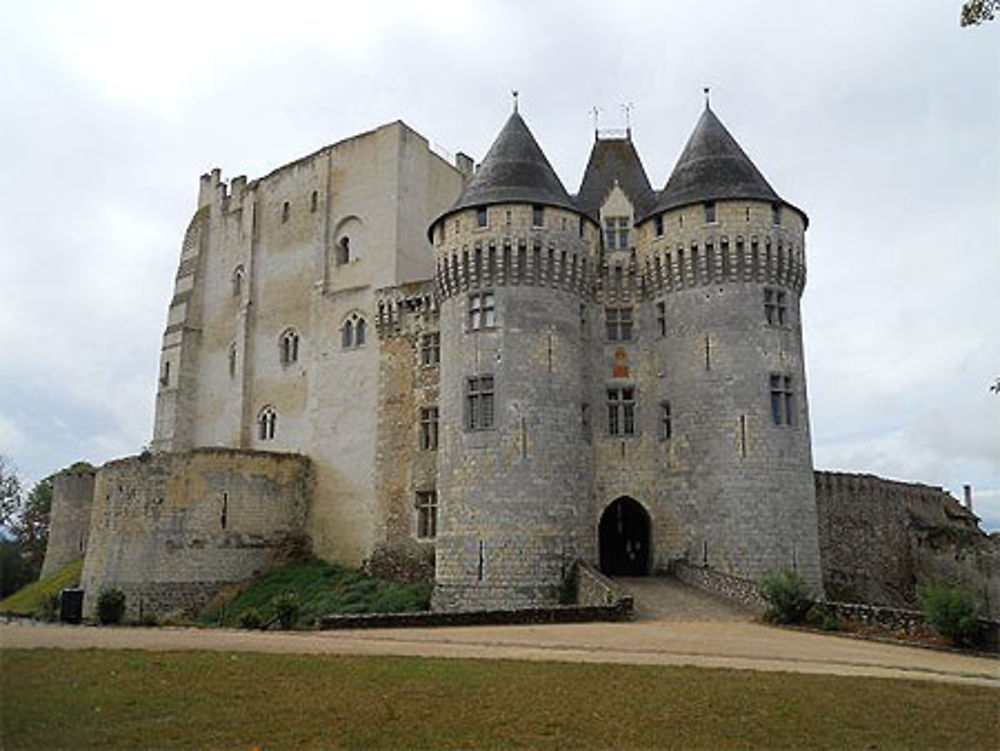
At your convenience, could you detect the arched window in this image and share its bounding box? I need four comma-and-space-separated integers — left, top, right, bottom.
337, 236, 350, 265
279, 328, 300, 365
342, 313, 366, 349
232, 265, 245, 297
257, 406, 277, 441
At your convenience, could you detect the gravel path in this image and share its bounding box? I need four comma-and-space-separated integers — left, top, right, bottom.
3, 580, 997, 688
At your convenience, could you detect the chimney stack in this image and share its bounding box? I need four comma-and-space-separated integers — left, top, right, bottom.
963, 484, 973, 512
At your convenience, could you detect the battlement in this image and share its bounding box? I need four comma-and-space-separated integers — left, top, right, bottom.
375, 281, 438, 337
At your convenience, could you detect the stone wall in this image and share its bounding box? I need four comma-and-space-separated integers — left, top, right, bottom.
40, 468, 96, 579
814, 471, 1000, 618
80, 448, 311, 618
673, 561, 768, 611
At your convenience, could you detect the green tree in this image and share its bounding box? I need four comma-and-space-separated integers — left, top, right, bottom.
10, 476, 54, 579
961, 0, 998, 25
0, 455, 23, 528
0, 534, 32, 597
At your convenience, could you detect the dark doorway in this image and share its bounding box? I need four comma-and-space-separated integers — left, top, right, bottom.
599, 496, 650, 576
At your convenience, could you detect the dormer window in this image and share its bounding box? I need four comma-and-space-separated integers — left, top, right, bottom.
605, 217, 630, 250
532, 204, 544, 228
704, 201, 716, 224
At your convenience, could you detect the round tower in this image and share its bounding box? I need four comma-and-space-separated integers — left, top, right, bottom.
634, 103, 824, 592
429, 105, 601, 610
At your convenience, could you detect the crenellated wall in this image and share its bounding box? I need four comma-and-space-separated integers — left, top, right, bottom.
80, 448, 311, 618
815, 471, 999, 617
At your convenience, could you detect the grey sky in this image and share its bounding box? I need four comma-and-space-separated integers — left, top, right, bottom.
1, 1, 997, 528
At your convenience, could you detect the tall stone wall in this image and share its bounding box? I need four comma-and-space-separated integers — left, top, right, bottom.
815, 471, 999, 618
80, 448, 311, 618
40, 468, 96, 579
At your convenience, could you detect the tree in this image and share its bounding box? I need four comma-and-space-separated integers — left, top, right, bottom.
961, 0, 998, 25
991, 377, 1000, 394
0, 455, 23, 529
10, 476, 54, 579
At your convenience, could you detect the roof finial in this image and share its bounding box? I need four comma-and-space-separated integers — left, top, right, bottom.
703, 86, 711, 108
512, 90, 519, 114
591, 106, 600, 140
622, 102, 634, 140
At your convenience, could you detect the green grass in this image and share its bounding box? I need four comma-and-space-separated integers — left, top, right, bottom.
0, 559, 82, 616
200, 561, 432, 627
1, 649, 996, 749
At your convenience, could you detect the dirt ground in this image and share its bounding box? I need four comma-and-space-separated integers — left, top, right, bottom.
3, 579, 997, 688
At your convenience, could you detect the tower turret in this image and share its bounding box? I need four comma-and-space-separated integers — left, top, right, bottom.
429, 108, 601, 610
634, 102, 823, 592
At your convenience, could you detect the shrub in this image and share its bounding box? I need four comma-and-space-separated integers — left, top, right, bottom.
96, 588, 126, 625
238, 607, 264, 630
35, 593, 60, 622
271, 592, 300, 629
804, 603, 842, 632
919, 581, 982, 647
760, 569, 813, 624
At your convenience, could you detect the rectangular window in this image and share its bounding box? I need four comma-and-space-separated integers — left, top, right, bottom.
532, 204, 544, 228
605, 307, 634, 341
421, 332, 440, 366
310, 191, 318, 212
656, 301, 666, 337
415, 490, 438, 539
419, 407, 439, 450
772, 203, 782, 226
476, 206, 488, 228
770, 374, 795, 426
607, 387, 636, 436
467, 375, 495, 430
764, 287, 787, 326
604, 216, 630, 249
654, 214, 664, 237
659, 401, 672, 440
468, 292, 496, 330
704, 201, 716, 224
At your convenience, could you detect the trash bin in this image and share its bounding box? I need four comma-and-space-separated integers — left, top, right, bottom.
60, 588, 84, 624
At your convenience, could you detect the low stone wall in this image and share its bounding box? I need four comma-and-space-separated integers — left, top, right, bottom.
816, 600, 999, 653
81, 448, 311, 619
577, 561, 633, 609
319, 601, 633, 630
673, 562, 767, 611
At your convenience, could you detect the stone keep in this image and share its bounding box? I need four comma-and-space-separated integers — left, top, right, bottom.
69, 102, 831, 615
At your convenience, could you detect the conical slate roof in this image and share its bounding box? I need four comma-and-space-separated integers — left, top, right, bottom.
435, 111, 577, 226
576, 136, 656, 221
642, 105, 796, 223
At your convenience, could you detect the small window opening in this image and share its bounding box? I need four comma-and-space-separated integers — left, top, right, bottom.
342, 313, 366, 349
659, 401, 672, 441
476, 206, 488, 228
772, 203, 782, 226
415, 490, 438, 539
310, 191, 318, 213
770, 374, 795, 426
468, 291, 496, 330
532, 204, 544, 228
420, 407, 439, 451
280, 329, 300, 365
466, 375, 495, 430
656, 301, 666, 337
421, 332, 440, 366
281, 201, 290, 223
704, 201, 716, 224
257, 406, 277, 441
654, 215, 664, 237
337, 237, 351, 265
607, 386, 636, 436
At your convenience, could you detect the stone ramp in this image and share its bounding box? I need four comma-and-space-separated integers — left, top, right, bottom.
615, 576, 754, 621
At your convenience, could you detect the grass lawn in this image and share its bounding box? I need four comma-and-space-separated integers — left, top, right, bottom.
200, 562, 432, 627
2, 649, 996, 749
0, 560, 82, 617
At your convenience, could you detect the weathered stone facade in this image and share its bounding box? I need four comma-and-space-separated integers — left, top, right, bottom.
39, 468, 95, 579
79, 448, 310, 618
815, 471, 999, 618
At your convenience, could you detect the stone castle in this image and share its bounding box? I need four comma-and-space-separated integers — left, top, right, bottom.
41, 101, 997, 618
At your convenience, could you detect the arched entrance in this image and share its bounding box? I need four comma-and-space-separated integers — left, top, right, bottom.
599, 496, 650, 576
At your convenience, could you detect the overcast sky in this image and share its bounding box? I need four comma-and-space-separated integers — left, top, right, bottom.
1, 1, 997, 529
